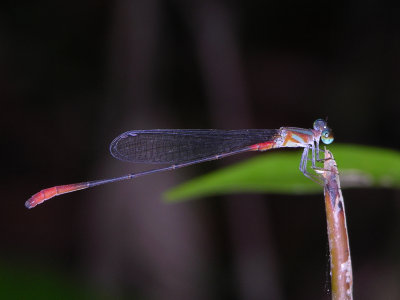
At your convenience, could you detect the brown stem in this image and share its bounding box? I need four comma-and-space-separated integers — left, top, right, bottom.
322, 150, 353, 300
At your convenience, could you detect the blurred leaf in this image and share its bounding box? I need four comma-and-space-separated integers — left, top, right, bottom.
0, 260, 115, 300
165, 144, 400, 202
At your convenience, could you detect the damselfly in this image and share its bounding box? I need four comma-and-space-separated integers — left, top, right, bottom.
26, 119, 333, 209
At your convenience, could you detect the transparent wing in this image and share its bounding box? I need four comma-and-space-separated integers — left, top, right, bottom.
110, 129, 279, 164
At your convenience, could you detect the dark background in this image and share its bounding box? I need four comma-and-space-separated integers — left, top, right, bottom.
1, 0, 399, 299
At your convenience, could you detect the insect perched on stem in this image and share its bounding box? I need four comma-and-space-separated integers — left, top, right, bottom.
26, 119, 333, 209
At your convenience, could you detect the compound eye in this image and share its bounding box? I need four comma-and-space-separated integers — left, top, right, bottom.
321, 129, 334, 145
313, 119, 327, 131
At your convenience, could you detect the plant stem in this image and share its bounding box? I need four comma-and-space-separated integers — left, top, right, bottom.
322, 150, 353, 300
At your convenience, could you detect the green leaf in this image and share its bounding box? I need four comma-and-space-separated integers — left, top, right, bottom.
164, 144, 400, 202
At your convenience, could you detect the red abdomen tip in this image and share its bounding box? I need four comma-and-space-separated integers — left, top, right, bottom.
25, 192, 44, 209
25, 187, 56, 209
25, 183, 88, 209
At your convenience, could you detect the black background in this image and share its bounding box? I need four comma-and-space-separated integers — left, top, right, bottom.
1, 1, 399, 299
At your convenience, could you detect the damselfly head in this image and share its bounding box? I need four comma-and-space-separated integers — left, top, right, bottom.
313, 119, 334, 144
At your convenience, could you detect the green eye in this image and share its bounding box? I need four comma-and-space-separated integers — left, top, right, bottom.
321, 129, 334, 145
